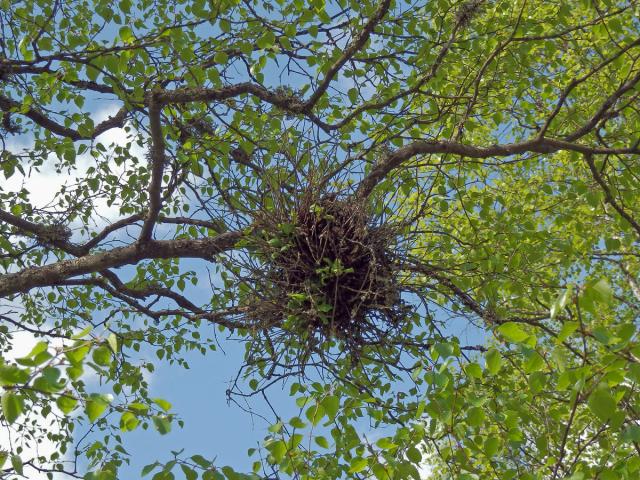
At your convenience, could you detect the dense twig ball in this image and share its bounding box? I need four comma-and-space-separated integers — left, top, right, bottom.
244, 190, 405, 354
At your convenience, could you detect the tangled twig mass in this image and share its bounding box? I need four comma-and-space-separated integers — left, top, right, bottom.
244, 189, 407, 355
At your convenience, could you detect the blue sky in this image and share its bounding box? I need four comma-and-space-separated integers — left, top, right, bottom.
119, 339, 272, 474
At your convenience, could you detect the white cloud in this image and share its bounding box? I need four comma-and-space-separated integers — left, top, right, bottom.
418, 458, 433, 478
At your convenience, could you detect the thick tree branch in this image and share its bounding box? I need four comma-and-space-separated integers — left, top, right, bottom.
0, 208, 89, 261
0, 232, 242, 297
153, 82, 304, 111
0, 93, 127, 140
139, 93, 167, 242
356, 137, 640, 198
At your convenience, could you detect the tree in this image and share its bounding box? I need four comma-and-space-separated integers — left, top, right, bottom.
1, 0, 640, 478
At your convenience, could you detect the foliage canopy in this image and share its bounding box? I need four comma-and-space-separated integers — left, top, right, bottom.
1, 0, 640, 478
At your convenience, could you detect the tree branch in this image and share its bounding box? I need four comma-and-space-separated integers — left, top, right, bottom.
139, 93, 167, 242
584, 153, 640, 238
0, 232, 242, 297
356, 137, 640, 198
302, 0, 391, 111
0, 208, 82, 254
0, 93, 127, 140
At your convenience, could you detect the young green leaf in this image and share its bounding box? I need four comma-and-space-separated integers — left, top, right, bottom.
1, 392, 24, 424
56, 394, 79, 415
85, 394, 112, 422
152, 415, 172, 435
588, 387, 617, 422
497, 322, 530, 343
11, 454, 23, 475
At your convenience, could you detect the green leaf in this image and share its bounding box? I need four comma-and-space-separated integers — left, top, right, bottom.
56, 394, 78, 414
557, 321, 579, 342
523, 350, 545, 373
485, 348, 502, 374
268, 421, 283, 433
372, 463, 390, 480
376, 437, 398, 451
550, 285, 573, 319
24, 341, 48, 358
433, 342, 454, 358
152, 415, 172, 434
18, 36, 33, 61
67, 365, 84, 380
348, 457, 368, 474
86, 64, 100, 82
119, 26, 134, 43
92, 345, 112, 366
314, 435, 329, 448
623, 425, 640, 443
1, 392, 24, 424
305, 403, 325, 425
321, 395, 339, 419
591, 278, 613, 304
214, 51, 229, 64
588, 387, 617, 422
141, 463, 159, 477
181, 464, 198, 480
0, 366, 29, 386
71, 326, 92, 339
11, 454, 23, 475
65, 342, 91, 365
266, 439, 287, 463
120, 411, 140, 431
256, 31, 276, 49
466, 406, 485, 427
279, 223, 295, 234
107, 333, 118, 353
484, 437, 500, 457
464, 362, 483, 379
406, 446, 422, 463
289, 416, 306, 428
85, 393, 112, 422
497, 322, 530, 343
219, 19, 231, 33
190, 455, 210, 468
152, 398, 172, 412
128, 402, 149, 412
119, 0, 132, 13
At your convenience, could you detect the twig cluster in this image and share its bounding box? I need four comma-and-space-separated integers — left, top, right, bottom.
244, 188, 406, 355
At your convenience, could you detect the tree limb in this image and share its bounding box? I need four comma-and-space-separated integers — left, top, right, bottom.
356, 137, 640, 198
0, 232, 242, 297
